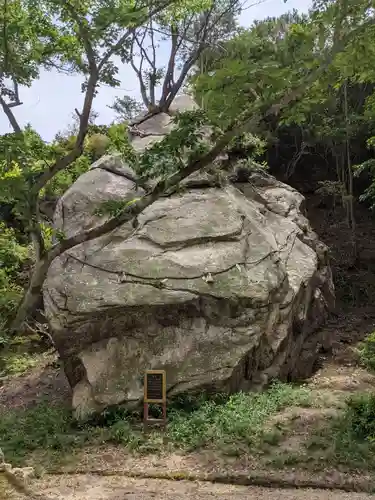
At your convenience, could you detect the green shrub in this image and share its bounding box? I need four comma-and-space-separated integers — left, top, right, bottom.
106, 420, 143, 449
0, 222, 29, 338
345, 392, 375, 440
357, 331, 375, 371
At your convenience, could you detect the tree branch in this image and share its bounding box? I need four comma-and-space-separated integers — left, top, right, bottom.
10, 0, 374, 333
159, 7, 216, 109
158, 0, 241, 109
64, 1, 98, 74
98, 0, 175, 71
0, 94, 22, 133
133, 26, 158, 106
130, 33, 151, 109
134, 28, 155, 72
160, 42, 206, 109
32, 0, 176, 194
31, 70, 99, 193
149, 19, 157, 105
1, 0, 23, 132
160, 23, 179, 103
30, 2, 101, 194
7, 80, 23, 107
0, 0, 45, 263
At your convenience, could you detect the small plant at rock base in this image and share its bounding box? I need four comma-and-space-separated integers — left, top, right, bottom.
105, 420, 143, 450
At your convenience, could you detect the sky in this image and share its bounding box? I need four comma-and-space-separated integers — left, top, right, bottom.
0, 0, 312, 141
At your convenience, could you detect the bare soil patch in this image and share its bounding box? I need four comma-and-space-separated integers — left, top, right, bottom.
32, 474, 375, 500
0, 351, 70, 412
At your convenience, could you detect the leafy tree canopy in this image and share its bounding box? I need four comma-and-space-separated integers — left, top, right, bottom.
1, 0, 375, 337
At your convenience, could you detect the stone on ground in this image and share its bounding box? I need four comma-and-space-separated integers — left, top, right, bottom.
43, 95, 335, 419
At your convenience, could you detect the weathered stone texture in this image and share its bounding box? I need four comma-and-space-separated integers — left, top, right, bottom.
43, 96, 334, 419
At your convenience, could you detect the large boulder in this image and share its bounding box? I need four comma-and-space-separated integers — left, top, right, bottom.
43, 96, 335, 419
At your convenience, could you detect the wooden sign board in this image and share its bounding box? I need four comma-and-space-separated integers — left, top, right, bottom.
144, 370, 166, 403
143, 370, 167, 431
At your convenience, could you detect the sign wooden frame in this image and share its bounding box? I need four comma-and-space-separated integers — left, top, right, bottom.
143, 370, 167, 431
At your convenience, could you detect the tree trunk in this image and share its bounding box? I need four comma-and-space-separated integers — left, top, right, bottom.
339, 148, 350, 226
9, 256, 52, 333
343, 79, 357, 260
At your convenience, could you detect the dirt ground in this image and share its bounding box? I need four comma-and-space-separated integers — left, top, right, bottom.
3, 345, 375, 500
32, 475, 375, 500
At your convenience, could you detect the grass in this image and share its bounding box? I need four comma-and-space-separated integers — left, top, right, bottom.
0, 402, 95, 466
267, 392, 375, 472
0, 351, 40, 377
166, 383, 312, 452
3, 372, 375, 475
0, 382, 313, 467
304, 392, 375, 471
0, 334, 52, 378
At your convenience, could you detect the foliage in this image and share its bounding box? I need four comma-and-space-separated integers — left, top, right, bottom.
0, 127, 52, 214
94, 197, 141, 218
122, 0, 241, 111
304, 397, 375, 471
108, 95, 144, 122
191, 2, 375, 210
166, 382, 311, 451
44, 122, 134, 197
354, 137, 375, 208
134, 109, 213, 180
357, 332, 375, 371
303, 392, 375, 471
4, 378, 375, 472
93, 109, 268, 220
0, 0, 77, 99
192, 10, 315, 127
95, 108, 268, 218
0, 351, 40, 377
0, 402, 95, 466
231, 132, 267, 156
0, 223, 29, 338
345, 392, 375, 441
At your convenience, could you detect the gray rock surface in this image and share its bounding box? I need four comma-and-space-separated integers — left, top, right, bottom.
43, 95, 335, 419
